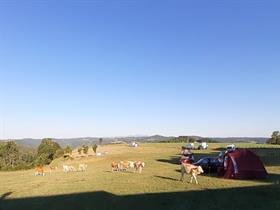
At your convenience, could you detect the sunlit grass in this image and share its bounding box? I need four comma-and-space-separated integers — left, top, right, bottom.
0, 142, 279, 199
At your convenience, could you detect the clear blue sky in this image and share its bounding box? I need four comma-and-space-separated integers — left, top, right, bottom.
0, 0, 279, 139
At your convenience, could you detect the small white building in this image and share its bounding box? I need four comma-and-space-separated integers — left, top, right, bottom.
129, 141, 139, 147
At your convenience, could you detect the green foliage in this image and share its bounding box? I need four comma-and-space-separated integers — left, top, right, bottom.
0, 141, 35, 170
160, 136, 197, 143
159, 136, 218, 143
18, 152, 35, 169
82, 145, 89, 154
92, 144, 98, 153
197, 138, 218, 143
54, 149, 64, 159
64, 145, 72, 154
267, 131, 280, 145
36, 138, 62, 165
0, 141, 20, 169
34, 153, 49, 166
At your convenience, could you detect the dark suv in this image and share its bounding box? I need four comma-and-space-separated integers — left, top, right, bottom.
193, 157, 223, 173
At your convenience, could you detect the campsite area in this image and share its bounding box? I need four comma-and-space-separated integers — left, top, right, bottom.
0, 142, 280, 210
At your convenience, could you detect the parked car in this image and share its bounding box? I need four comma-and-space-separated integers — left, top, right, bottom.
218, 151, 225, 163
226, 144, 236, 152
193, 157, 223, 173
198, 142, 208, 150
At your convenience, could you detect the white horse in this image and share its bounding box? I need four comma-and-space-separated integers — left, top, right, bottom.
180, 163, 204, 184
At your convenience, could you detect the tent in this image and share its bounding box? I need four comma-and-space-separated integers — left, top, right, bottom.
220, 149, 267, 179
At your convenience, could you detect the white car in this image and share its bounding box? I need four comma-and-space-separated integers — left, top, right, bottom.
226, 144, 236, 152
198, 142, 208, 150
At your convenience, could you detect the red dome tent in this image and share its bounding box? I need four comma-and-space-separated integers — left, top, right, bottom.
221, 149, 267, 179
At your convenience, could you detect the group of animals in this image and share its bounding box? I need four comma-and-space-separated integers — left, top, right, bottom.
110, 160, 204, 184
34, 158, 204, 185
34, 163, 88, 176
35, 162, 203, 184
63, 163, 88, 172
111, 160, 145, 173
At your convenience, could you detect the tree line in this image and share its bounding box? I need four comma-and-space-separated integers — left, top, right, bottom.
159, 136, 218, 143
0, 138, 100, 171
0, 138, 65, 170
267, 131, 280, 145
0, 138, 67, 170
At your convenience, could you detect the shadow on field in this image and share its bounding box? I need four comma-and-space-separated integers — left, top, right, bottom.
153, 175, 179, 181
1, 184, 280, 210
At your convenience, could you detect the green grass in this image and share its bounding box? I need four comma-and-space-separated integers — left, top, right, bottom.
0, 143, 280, 210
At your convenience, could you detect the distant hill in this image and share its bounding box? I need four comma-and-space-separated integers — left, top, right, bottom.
211, 137, 268, 144
0, 135, 268, 149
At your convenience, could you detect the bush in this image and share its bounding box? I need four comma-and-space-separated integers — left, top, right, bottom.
54, 149, 64, 159
82, 145, 89, 154
64, 145, 72, 154
92, 144, 98, 153
35, 138, 62, 165
267, 131, 280, 145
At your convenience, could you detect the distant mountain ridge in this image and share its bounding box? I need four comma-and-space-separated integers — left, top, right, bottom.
0, 135, 268, 149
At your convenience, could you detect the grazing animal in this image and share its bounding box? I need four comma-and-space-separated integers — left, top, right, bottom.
134, 161, 145, 173
63, 165, 76, 172
63, 165, 70, 172
35, 166, 45, 176
49, 166, 58, 170
111, 161, 121, 172
78, 163, 87, 172
119, 161, 135, 171
49, 166, 58, 173
180, 163, 204, 184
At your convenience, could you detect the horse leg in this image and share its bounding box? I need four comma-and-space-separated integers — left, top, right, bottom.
193, 174, 198, 184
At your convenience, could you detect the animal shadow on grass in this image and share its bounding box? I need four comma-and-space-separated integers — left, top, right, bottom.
104, 170, 134, 174
153, 175, 179, 181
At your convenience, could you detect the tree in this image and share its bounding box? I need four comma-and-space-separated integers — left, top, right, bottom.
36, 138, 62, 165
0, 141, 20, 169
92, 144, 98, 153
267, 131, 280, 145
19, 152, 35, 169
99, 138, 103, 145
64, 145, 72, 154
34, 153, 49, 166
54, 149, 64, 158
0, 141, 37, 170
78, 148, 82, 155
82, 145, 89, 154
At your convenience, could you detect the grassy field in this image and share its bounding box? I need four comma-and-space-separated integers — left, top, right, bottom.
0, 143, 280, 210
